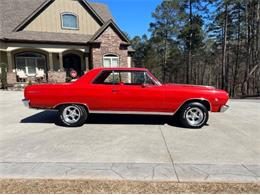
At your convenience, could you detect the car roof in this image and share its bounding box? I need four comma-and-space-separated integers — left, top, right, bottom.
75, 67, 149, 84
93, 67, 148, 71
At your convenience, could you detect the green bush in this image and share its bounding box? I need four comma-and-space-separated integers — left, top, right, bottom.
0, 63, 8, 89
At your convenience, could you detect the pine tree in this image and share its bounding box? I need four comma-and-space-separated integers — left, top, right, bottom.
149, 0, 180, 83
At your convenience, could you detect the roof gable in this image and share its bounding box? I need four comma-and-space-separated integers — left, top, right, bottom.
90, 19, 130, 44
14, 0, 54, 32
15, 0, 108, 32
0, 0, 128, 46
22, 0, 103, 35
0, 0, 113, 37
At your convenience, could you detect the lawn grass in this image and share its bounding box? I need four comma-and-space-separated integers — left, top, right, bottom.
0, 179, 259, 194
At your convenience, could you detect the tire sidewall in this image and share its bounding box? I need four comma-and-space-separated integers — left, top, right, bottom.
59, 104, 87, 127
180, 103, 208, 128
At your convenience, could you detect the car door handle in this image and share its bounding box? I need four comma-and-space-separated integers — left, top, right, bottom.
112, 89, 119, 93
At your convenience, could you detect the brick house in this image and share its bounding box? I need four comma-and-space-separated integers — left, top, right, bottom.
0, 0, 133, 84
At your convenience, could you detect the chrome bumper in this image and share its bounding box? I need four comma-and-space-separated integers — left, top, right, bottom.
220, 105, 229, 112
22, 99, 30, 108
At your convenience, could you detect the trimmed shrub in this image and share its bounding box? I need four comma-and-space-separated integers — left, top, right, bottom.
0, 63, 8, 89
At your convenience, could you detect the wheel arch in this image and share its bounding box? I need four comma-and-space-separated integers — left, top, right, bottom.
175, 98, 211, 114
54, 103, 89, 112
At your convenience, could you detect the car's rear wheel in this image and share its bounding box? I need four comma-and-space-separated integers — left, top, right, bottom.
179, 102, 208, 128
59, 104, 88, 127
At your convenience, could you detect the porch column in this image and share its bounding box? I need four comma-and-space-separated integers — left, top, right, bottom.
84, 47, 90, 71
7, 51, 12, 73
6, 51, 16, 85
48, 52, 66, 83
59, 52, 64, 71
84, 53, 89, 72
49, 53, 54, 71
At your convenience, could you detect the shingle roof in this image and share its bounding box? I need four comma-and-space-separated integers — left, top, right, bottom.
89, 2, 114, 22
0, 0, 113, 44
0, 0, 47, 38
3, 31, 93, 45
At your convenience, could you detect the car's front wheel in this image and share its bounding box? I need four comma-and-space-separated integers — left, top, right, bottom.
179, 102, 208, 128
59, 104, 88, 127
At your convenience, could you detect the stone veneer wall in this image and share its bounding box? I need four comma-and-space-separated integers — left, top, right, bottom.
48, 71, 66, 83
7, 73, 17, 85
92, 27, 128, 68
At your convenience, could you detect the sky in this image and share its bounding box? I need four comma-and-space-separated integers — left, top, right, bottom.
91, 0, 162, 38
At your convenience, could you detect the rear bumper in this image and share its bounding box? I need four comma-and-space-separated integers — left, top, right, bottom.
22, 99, 30, 108
220, 104, 229, 112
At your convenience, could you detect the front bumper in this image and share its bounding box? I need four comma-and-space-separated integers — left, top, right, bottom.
220, 105, 229, 112
22, 99, 30, 108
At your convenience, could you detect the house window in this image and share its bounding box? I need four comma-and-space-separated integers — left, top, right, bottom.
61, 13, 78, 29
15, 52, 46, 76
103, 54, 119, 67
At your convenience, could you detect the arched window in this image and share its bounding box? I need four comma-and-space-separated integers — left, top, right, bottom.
15, 52, 46, 76
61, 12, 78, 29
103, 54, 119, 67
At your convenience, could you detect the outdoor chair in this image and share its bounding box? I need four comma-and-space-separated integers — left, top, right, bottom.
16, 69, 27, 82
35, 69, 45, 82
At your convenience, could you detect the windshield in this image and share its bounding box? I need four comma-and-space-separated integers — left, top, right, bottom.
146, 71, 162, 85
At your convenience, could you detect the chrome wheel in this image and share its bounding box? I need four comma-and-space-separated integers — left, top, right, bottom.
62, 105, 81, 124
185, 107, 204, 126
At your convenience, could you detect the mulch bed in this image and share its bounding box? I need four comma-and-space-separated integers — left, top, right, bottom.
0, 179, 259, 194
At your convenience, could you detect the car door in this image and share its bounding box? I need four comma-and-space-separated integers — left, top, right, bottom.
109, 71, 167, 112
89, 70, 116, 111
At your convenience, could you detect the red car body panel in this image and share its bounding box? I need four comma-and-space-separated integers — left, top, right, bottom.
24, 68, 229, 114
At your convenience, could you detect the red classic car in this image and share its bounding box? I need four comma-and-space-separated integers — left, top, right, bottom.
23, 68, 229, 128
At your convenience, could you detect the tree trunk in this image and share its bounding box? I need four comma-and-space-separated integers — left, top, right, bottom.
232, 5, 241, 97
162, 26, 169, 83
187, 0, 193, 84
221, 3, 228, 90
226, 43, 230, 93
256, 0, 260, 94
242, 2, 251, 95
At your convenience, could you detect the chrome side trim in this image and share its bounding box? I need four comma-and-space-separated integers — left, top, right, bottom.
22, 99, 30, 107
89, 110, 174, 116
220, 105, 229, 112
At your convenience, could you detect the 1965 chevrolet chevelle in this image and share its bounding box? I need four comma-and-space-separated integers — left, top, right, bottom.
23, 68, 229, 128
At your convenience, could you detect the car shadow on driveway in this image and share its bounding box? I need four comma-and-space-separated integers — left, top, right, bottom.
20, 110, 183, 127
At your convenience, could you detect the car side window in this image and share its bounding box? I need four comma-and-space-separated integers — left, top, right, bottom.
93, 71, 112, 84
104, 72, 120, 84
120, 71, 155, 85
93, 70, 155, 85
93, 70, 120, 84
131, 72, 145, 85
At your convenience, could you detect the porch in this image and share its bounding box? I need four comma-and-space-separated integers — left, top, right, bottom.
0, 45, 90, 84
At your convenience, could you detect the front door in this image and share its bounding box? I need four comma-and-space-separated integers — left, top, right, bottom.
63, 54, 82, 79
92, 70, 166, 112
109, 71, 166, 112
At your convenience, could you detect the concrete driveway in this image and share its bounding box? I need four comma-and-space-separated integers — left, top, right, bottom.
0, 91, 259, 182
